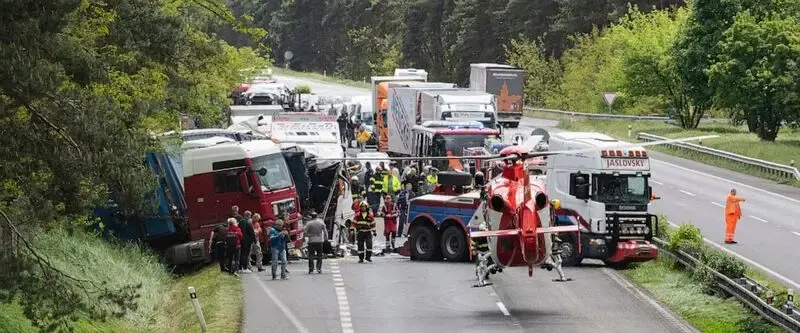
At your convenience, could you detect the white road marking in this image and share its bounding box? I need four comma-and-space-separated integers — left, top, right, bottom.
651, 180, 664, 185
711, 202, 725, 208
667, 220, 800, 291
749, 215, 768, 223
496, 302, 511, 316
254, 277, 312, 333
679, 190, 696, 197
602, 268, 698, 333
652, 159, 800, 204
330, 261, 354, 333
792, 231, 800, 237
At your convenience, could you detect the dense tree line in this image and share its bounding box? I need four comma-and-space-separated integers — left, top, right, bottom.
0, 0, 267, 330
230, 0, 799, 140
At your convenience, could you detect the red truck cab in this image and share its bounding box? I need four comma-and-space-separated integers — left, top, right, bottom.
181, 138, 304, 253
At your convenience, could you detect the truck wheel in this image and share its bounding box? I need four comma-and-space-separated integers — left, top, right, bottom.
409, 225, 441, 261
559, 236, 583, 266
440, 226, 468, 262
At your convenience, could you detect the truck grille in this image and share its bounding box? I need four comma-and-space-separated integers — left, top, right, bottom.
272, 199, 297, 217
607, 214, 651, 239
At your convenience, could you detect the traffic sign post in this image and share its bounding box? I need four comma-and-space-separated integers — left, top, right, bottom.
602, 92, 617, 114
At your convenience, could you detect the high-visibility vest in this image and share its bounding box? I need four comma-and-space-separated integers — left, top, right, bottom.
725, 195, 743, 217
357, 131, 371, 143
369, 176, 384, 193
426, 174, 438, 185
382, 174, 401, 193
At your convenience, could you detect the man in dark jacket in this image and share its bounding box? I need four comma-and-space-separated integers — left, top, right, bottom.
239, 211, 257, 273
337, 111, 349, 144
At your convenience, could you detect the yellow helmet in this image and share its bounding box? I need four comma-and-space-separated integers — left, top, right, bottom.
551, 199, 561, 210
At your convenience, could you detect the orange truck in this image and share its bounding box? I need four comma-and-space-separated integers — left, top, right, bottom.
370, 75, 427, 153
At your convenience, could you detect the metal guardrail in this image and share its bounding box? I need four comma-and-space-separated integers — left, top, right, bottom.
652, 237, 800, 332
637, 132, 800, 181
525, 107, 729, 123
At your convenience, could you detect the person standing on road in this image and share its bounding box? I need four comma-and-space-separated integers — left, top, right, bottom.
249, 214, 265, 272
239, 211, 256, 273
337, 111, 349, 144
210, 223, 228, 272
368, 167, 384, 213
225, 218, 243, 276
724, 188, 746, 244
396, 182, 414, 237
231, 205, 243, 222
381, 195, 398, 250
354, 201, 376, 263
304, 210, 328, 274
269, 219, 289, 280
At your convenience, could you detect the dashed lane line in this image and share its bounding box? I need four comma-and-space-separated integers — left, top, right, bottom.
496, 302, 511, 316
679, 190, 696, 197
749, 215, 768, 223
792, 231, 800, 237
254, 276, 312, 333
650, 180, 664, 185
711, 202, 725, 208
667, 220, 800, 291
330, 260, 354, 333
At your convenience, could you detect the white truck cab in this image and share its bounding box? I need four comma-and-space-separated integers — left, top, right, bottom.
543, 131, 659, 267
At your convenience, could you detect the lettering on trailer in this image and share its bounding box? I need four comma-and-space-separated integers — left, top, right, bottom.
272, 122, 337, 132
391, 92, 413, 153
603, 158, 650, 170
273, 114, 336, 122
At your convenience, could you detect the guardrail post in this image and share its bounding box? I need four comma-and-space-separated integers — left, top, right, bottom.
767, 290, 774, 305
628, 125, 632, 138
786, 289, 795, 315
188, 287, 208, 332
570, 113, 574, 123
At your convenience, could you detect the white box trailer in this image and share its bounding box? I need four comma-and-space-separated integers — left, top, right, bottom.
417, 90, 497, 129
469, 63, 525, 128
386, 82, 457, 156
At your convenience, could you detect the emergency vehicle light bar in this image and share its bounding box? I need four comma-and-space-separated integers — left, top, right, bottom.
601, 149, 648, 158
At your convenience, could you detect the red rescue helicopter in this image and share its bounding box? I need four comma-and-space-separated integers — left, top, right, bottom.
319, 133, 717, 287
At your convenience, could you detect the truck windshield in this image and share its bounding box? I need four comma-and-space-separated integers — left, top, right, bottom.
431, 134, 492, 171
594, 174, 648, 204
252, 153, 293, 191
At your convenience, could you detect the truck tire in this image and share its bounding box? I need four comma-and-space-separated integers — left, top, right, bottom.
440, 225, 468, 262
559, 235, 583, 266
409, 225, 441, 261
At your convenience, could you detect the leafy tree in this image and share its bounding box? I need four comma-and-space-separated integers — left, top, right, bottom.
0, 0, 268, 330
504, 38, 562, 107
620, 5, 697, 127
707, 12, 800, 141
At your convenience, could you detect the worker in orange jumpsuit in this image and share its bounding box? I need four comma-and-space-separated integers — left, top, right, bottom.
724, 188, 746, 244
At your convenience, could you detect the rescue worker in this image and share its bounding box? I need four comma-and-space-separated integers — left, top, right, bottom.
381, 195, 398, 250
368, 167, 384, 213
351, 176, 366, 200
382, 167, 401, 197
724, 188, 746, 244
354, 201, 377, 263
356, 125, 371, 152
337, 111, 349, 144
395, 182, 414, 237
426, 167, 439, 193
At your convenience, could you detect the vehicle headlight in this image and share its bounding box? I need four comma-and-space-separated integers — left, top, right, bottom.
287, 200, 297, 213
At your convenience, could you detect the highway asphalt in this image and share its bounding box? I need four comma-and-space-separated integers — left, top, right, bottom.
239, 75, 704, 333
274, 74, 800, 290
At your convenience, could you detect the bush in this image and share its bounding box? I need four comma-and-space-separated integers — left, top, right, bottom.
701, 247, 746, 279
654, 215, 670, 240
668, 224, 703, 256
736, 315, 775, 333
0, 302, 36, 333
294, 84, 311, 94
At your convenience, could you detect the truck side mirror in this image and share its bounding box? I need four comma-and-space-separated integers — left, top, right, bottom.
574, 175, 590, 200
257, 167, 268, 177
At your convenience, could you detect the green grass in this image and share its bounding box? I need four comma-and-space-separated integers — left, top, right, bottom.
156, 266, 243, 333
271, 67, 371, 90
532, 111, 800, 186
0, 229, 243, 333
623, 259, 761, 332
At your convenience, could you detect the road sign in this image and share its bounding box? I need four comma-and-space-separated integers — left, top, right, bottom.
284, 51, 294, 61
603, 92, 617, 106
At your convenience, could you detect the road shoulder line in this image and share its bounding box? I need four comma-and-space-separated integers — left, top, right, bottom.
601, 267, 699, 333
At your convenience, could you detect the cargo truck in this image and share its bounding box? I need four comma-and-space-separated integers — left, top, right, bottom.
94, 134, 304, 265
371, 75, 426, 152
469, 63, 525, 128
386, 82, 458, 156
417, 90, 497, 130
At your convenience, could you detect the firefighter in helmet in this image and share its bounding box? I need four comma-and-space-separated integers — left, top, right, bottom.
354, 201, 376, 263
351, 176, 365, 201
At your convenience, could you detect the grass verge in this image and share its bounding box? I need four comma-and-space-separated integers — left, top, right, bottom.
0, 228, 243, 333
622, 219, 796, 332
532, 111, 800, 186
271, 67, 371, 90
